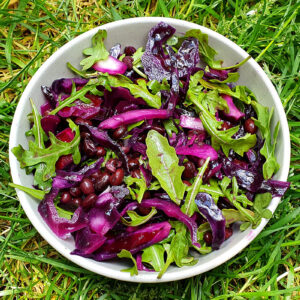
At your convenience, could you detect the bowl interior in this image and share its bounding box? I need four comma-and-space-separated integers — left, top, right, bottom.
9, 17, 290, 283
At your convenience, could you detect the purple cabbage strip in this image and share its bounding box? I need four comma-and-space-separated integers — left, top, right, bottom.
98, 109, 172, 130
140, 198, 200, 248
179, 115, 204, 131
58, 100, 101, 120
41, 85, 58, 108
38, 188, 87, 239
72, 227, 107, 255
92, 222, 171, 261
93, 56, 127, 75
136, 254, 155, 272
53, 158, 104, 189
221, 94, 245, 121
194, 192, 226, 249
176, 144, 218, 160
41, 115, 61, 134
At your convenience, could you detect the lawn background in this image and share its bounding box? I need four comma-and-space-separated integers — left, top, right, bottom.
0, 0, 299, 299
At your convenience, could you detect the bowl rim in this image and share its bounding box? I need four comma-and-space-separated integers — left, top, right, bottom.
9, 16, 290, 283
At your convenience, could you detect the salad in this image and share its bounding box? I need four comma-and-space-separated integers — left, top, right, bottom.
12, 22, 290, 277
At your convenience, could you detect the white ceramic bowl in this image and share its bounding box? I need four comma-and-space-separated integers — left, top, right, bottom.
9, 17, 290, 282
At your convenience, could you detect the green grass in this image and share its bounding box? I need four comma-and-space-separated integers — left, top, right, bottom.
0, 0, 299, 299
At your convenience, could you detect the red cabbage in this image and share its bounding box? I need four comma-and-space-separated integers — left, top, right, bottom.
258, 179, 290, 197
38, 188, 87, 239
140, 198, 200, 248
179, 115, 204, 131
194, 193, 225, 249
92, 222, 171, 261
51, 77, 88, 94
176, 144, 218, 160
98, 109, 171, 129
41, 115, 61, 135
92, 55, 127, 75
221, 94, 245, 121
72, 227, 107, 255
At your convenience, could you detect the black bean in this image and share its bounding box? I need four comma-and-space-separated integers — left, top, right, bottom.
183, 180, 192, 186
60, 191, 72, 204
244, 119, 257, 134
225, 227, 233, 240
183, 161, 196, 179
72, 197, 82, 207
96, 146, 106, 157
131, 169, 141, 179
80, 178, 95, 195
74, 117, 92, 126
106, 158, 122, 173
204, 231, 212, 246
82, 138, 97, 157
128, 158, 139, 170
70, 187, 82, 197
109, 168, 124, 186
82, 193, 97, 209
221, 121, 232, 131
152, 125, 165, 135
122, 56, 133, 70
94, 172, 110, 192
89, 170, 102, 183
112, 125, 127, 139
124, 46, 136, 56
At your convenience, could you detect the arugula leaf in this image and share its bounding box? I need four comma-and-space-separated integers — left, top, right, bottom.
80, 30, 109, 71
146, 130, 186, 205
188, 87, 257, 156
132, 47, 144, 68
163, 119, 178, 137
209, 72, 239, 83
182, 157, 210, 217
142, 244, 165, 272
9, 183, 45, 200
212, 55, 251, 70
12, 119, 81, 181
124, 175, 147, 203
252, 192, 273, 228
147, 78, 170, 94
222, 208, 254, 225
184, 29, 222, 69
121, 207, 157, 227
98, 74, 161, 108
117, 249, 138, 276
251, 102, 280, 179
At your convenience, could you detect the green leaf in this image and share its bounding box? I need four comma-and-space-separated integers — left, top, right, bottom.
132, 47, 144, 68
124, 175, 147, 203
117, 250, 138, 276
163, 119, 178, 137
127, 120, 144, 132
222, 209, 254, 225
240, 222, 251, 231
252, 102, 280, 179
80, 30, 109, 71
209, 72, 240, 83
9, 183, 45, 200
98, 74, 161, 108
142, 244, 165, 272
146, 130, 186, 205
212, 55, 251, 70
147, 78, 170, 95
182, 157, 210, 217
188, 86, 257, 156
121, 207, 157, 227
12, 119, 81, 182
185, 29, 222, 69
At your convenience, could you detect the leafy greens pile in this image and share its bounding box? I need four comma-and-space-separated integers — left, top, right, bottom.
12, 22, 290, 278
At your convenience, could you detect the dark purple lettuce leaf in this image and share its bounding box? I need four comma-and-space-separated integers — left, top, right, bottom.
51, 78, 88, 94
140, 198, 200, 247
258, 179, 290, 197
38, 188, 87, 239
72, 227, 107, 255
41, 115, 61, 134
195, 192, 225, 249
141, 22, 176, 82
92, 222, 171, 261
